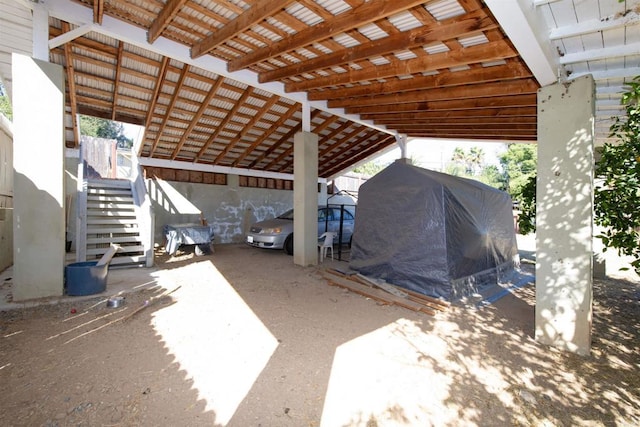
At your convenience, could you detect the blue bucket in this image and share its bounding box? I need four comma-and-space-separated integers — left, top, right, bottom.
65, 261, 108, 296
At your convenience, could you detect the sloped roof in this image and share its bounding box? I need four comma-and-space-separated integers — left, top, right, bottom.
1, 0, 639, 177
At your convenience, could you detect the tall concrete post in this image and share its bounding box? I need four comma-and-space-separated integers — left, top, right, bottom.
535, 75, 595, 355
12, 54, 66, 300
293, 131, 318, 266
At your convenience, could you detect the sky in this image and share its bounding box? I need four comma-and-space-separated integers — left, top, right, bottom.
375, 138, 508, 172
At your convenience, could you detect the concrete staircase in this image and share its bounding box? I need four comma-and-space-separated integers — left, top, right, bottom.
82, 179, 148, 267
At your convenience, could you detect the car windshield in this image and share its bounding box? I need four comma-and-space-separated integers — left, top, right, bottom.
277, 209, 294, 220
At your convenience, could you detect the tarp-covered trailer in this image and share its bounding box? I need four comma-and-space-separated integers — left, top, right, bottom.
349, 160, 519, 300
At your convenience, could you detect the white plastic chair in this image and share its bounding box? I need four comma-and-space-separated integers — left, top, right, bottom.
318, 231, 336, 262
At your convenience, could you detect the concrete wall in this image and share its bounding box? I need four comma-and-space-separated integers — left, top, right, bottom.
12, 55, 65, 300
64, 154, 79, 252
148, 174, 329, 246
0, 114, 13, 273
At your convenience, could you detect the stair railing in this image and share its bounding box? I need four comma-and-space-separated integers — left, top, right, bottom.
75, 144, 88, 262
129, 149, 155, 267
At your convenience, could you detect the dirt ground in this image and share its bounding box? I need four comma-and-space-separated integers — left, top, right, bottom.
0, 243, 638, 427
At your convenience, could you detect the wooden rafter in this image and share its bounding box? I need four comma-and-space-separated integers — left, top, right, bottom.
61, 22, 80, 148
111, 41, 124, 121
346, 94, 538, 115
322, 134, 396, 177
139, 56, 171, 155
231, 96, 281, 166
93, 0, 104, 25
327, 79, 539, 109
148, 0, 189, 44
286, 40, 517, 92
259, 9, 497, 83
170, 76, 225, 159
150, 64, 190, 156
246, 106, 310, 169
199, 88, 254, 162
319, 128, 378, 173
191, 0, 294, 59
306, 62, 532, 101
227, 0, 430, 72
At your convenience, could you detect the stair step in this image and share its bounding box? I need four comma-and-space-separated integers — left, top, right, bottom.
107, 256, 148, 266
86, 245, 145, 256
86, 226, 140, 234
87, 202, 136, 210
86, 218, 139, 225
87, 180, 130, 189
87, 195, 134, 203
86, 236, 142, 245
87, 188, 132, 197
87, 211, 137, 218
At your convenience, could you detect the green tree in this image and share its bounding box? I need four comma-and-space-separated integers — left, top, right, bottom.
478, 164, 506, 190
352, 159, 389, 177
0, 81, 11, 120
594, 76, 640, 274
79, 115, 133, 149
499, 143, 537, 198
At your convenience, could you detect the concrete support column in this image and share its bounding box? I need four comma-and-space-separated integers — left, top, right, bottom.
535, 75, 595, 356
293, 131, 318, 266
12, 54, 66, 300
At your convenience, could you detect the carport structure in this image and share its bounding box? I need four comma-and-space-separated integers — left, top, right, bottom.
1, 0, 638, 355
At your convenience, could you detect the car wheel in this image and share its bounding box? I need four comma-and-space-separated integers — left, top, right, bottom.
284, 234, 294, 255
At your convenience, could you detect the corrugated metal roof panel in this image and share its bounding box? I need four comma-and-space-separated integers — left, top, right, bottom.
358, 23, 387, 41
315, 0, 351, 16
286, 2, 323, 26
424, 0, 466, 21
388, 11, 423, 31
458, 34, 489, 48
424, 43, 450, 55
333, 33, 360, 48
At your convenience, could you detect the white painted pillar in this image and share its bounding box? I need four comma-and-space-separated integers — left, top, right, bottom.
31, 4, 50, 62
293, 131, 318, 266
396, 134, 408, 160
535, 75, 595, 356
12, 54, 66, 300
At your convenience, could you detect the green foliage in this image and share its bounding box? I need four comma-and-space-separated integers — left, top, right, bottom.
478, 164, 507, 191
499, 144, 537, 197
0, 81, 11, 120
450, 146, 485, 175
79, 115, 133, 149
352, 159, 389, 177
516, 175, 536, 235
594, 76, 640, 274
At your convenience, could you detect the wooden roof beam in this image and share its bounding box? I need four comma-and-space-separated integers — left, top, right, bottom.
286, 40, 518, 92
148, 0, 189, 44
150, 64, 189, 156
191, 0, 294, 59
197, 88, 254, 162
233, 99, 295, 167
93, 0, 104, 25
170, 76, 225, 160
61, 22, 80, 148
306, 62, 532, 101
111, 41, 124, 121
259, 9, 497, 83
227, 0, 430, 72
139, 56, 170, 156
322, 134, 396, 178
213, 95, 280, 165
346, 94, 537, 114
328, 79, 539, 108
360, 107, 538, 120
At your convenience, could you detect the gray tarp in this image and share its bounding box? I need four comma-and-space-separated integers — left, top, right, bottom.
349, 161, 519, 300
